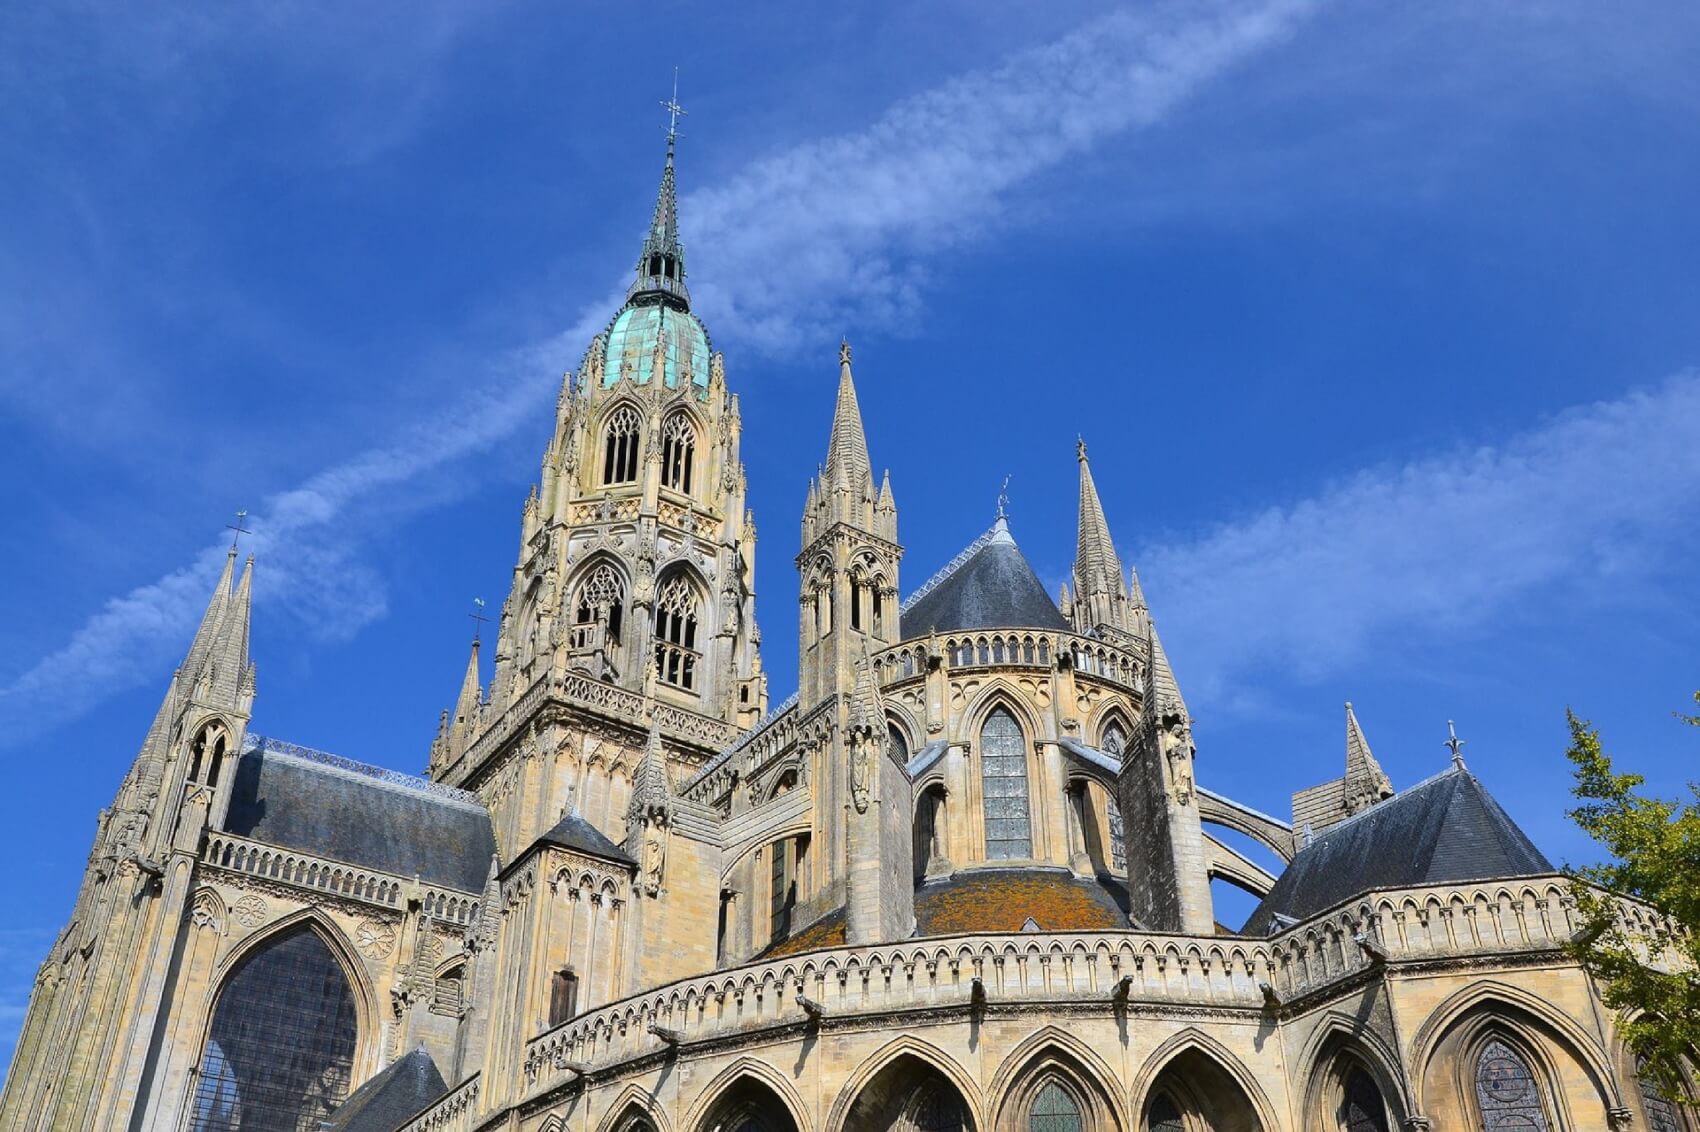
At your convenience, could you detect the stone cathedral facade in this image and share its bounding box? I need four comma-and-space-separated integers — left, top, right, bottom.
3, 136, 1692, 1132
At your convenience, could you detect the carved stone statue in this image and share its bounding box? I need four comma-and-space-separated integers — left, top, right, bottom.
640, 817, 668, 897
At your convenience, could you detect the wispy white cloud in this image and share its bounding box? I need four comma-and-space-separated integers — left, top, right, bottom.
688, 0, 1319, 351
0, 0, 1317, 744
1141, 374, 1700, 706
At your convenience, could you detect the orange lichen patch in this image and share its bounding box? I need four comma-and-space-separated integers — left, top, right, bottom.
915, 869, 1130, 936
762, 912, 848, 958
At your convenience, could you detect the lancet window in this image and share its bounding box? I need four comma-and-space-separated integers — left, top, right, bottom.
602, 406, 641, 485
980, 708, 1032, 860
769, 837, 800, 941
653, 574, 701, 691
1473, 1037, 1551, 1131
1029, 1083, 1083, 1132
661, 413, 695, 494
572, 564, 625, 657
1342, 1067, 1391, 1132
187, 720, 230, 789
189, 927, 357, 1132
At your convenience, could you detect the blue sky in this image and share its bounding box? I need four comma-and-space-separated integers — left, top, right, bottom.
3, 0, 1699, 1061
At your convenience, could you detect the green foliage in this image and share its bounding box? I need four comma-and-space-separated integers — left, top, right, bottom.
1563, 698, 1700, 1103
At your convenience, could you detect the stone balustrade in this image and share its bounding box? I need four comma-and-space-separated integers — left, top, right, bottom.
201, 832, 482, 926
397, 1072, 479, 1132
871, 630, 1144, 693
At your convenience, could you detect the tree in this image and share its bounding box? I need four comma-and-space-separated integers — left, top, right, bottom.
1564, 691, 1700, 1102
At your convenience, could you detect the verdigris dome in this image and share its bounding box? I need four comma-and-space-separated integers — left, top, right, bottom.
601, 303, 712, 396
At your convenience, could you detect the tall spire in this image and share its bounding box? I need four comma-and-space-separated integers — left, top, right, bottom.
824, 339, 872, 490
1072, 439, 1131, 634
626, 76, 690, 310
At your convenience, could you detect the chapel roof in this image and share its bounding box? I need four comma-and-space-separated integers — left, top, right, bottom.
1243, 765, 1552, 935
222, 738, 497, 895
900, 519, 1070, 637
534, 811, 636, 867
915, 868, 1131, 934
321, 1047, 447, 1132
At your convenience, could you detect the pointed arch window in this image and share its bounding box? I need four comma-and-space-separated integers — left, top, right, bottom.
187, 720, 230, 789
1637, 1055, 1685, 1132
1145, 1094, 1182, 1132
1342, 1066, 1391, 1132
980, 708, 1032, 860
1030, 1083, 1082, 1132
602, 406, 641, 485
661, 413, 696, 494
653, 574, 700, 691
1473, 1037, 1551, 1131
572, 563, 625, 660
189, 927, 357, 1132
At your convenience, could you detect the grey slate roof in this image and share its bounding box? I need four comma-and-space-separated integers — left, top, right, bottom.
322, 1047, 447, 1132
901, 522, 1069, 636
1244, 766, 1553, 935
535, 811, 636, 866
222, 745, 497, 894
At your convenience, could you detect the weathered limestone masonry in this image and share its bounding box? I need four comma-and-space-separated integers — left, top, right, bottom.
4, 126, 1694, 1132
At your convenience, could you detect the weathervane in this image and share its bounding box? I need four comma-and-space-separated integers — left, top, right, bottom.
660, 68, 687, 144
469, 597, 490, 643
1445, 719, 1467, 769
996, 475, 1012, 520
225, 509, 251, 551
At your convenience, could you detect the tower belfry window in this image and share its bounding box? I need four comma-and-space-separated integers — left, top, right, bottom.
662, 413, 695, 494
187, 721, 229, 789
603, 406, 641, 485
572, 563, 625, 662
653, 574, 700, 691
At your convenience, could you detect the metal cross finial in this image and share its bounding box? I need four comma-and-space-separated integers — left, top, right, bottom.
1445, 719, 1467, 769
468, 597, 490, 643
839, 337, 852, 367
997, 475, 1012, 520
660, 68, 687, 144
225, 509, 251, 551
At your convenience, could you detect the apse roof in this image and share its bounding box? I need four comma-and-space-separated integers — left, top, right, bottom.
1243, 766, 1553, 935
222, 738, 497, 895
534, 811, 636, 867
901, 519, 1070, 636
322, 1047, 447, 1132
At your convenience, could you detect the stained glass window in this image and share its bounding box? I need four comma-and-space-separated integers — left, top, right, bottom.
1030, 1083, 1082, 1132
1343, 1067, 1390, 1132
1474, 1038, 1550, 1131
190, 927, 358, 1132
980, 708, 1032, 860
1637, 1056, 1685, 1132
897, 1083, 968, 1132
1146, 1094, 1182, 1132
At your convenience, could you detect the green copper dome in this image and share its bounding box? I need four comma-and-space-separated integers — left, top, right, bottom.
602, 304, 712, 395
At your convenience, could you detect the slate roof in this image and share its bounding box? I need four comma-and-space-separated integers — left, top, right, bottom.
1244, 766, 1553, 935
901, 520, 1069, 636
322, 1047, 447, 1132
222, 743, 497, 894
534, 811, 636, 866
915, 868, 1132, 934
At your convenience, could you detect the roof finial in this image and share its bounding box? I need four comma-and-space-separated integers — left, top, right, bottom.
996, 474, 1011, 521
1077, 436, 1087, 462
225, 509, 251, 552
840, 337, 852, 367
1445, 719, 1467, 770
468, 596, 489, 643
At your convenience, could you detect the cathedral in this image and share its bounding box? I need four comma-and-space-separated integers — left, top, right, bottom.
3, 127, 1691, 1132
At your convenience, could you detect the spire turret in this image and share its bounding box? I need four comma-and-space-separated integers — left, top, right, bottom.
824, 340, 872, 491
1071, 440, 1133, 635
626, 87, 690, 311
1343, 701, 1393, 813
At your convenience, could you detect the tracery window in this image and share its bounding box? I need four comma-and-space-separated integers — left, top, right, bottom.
572, 564, 625, 654
602, 406, 641, 485
895, 1083, 968, 1132
1342, 1067, 1391, 1132
1101, 721, 1128, 758
1030, 1083, 1083, 1132
1145, 1094, 1182, 1132
1638, 1055, 1685, 1132
980, 708, 1032, 859
653, 574, 700, 691
888, 723, 909, 765
189, 927, 357, 1132
1474, 1037, 1551, 1131
661, 413, 695, 493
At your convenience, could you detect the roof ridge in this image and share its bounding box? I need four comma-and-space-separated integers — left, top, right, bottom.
1301, 764, 1463, 844
899, 522, 1004, 615
243, 733, 487, 812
